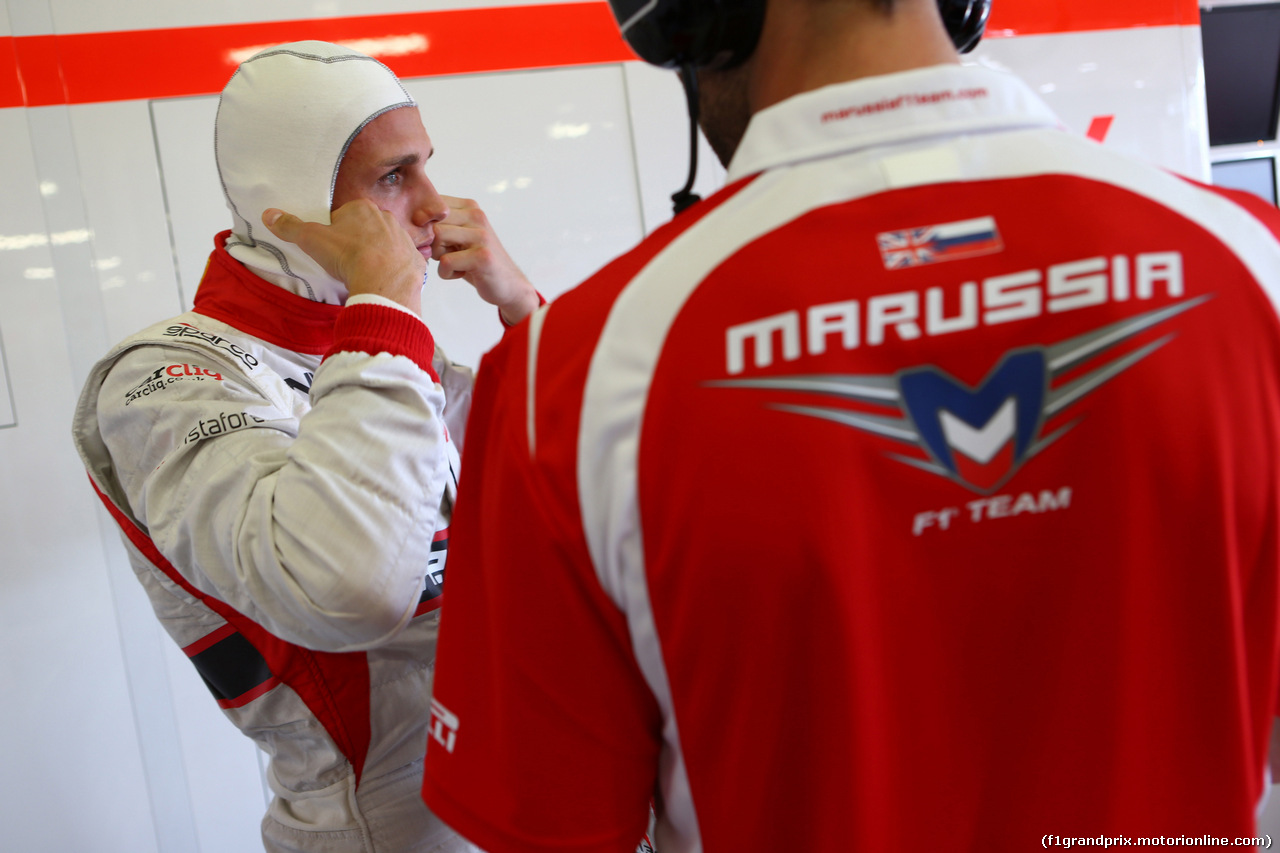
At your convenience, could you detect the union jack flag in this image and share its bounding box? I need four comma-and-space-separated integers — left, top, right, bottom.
877, 216, 1003, 270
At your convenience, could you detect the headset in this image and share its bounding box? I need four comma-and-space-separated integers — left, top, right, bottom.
610, 0, 991, 70
608, 0, 992, 212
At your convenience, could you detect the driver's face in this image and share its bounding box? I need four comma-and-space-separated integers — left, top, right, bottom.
331, 106, 449, 263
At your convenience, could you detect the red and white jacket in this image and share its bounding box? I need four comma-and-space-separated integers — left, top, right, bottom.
424, 64, 1280, 852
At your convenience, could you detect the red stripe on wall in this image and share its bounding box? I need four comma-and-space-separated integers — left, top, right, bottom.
13, 34, 66, 106
986, 0, 1200, 37
3, 0, 1203, 110
0, 38, 24, 107
5, 2, 633, 108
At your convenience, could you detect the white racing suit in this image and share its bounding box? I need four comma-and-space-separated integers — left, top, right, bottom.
72, 234, 475, 853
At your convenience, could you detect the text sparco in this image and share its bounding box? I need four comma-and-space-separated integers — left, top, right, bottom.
163, 323, 260, 369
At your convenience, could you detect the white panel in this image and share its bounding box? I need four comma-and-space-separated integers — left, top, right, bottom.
0, 106, 159, 853
0, 327, 14, 426
69, 101, 184, 338
48, 0, 568, 36
24, 104, 110, 389
968, 26, 1211, 181
4, 0, 51, 36
406, 65, 645, 368
622, 61, 727, 236
149, 95, 222, 313
1177, 24, 1213, 182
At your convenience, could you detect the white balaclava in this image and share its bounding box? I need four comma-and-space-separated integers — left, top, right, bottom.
215, 41, 415, 304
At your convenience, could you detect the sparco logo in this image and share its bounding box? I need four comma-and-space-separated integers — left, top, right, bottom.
125, 363, 224, 406
163, 323, 259, 369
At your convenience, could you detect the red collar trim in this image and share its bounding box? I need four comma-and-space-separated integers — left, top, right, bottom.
192, 231, 342, 356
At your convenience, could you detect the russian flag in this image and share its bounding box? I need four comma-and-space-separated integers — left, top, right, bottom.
878, 216, 1003, 269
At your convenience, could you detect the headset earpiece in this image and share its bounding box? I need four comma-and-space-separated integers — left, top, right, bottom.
939, 0, 992, 54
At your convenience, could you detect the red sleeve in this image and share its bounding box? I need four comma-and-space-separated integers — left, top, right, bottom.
422, 317, 661, 853
325, 302, 439, 380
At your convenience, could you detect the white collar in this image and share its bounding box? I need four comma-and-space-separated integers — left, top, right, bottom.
726, 63, 1061, 182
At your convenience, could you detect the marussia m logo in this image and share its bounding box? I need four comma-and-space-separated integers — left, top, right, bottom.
710, 296, 1209, 495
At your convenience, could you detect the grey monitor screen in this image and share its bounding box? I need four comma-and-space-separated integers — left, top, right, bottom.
1211, 157, 1278, 206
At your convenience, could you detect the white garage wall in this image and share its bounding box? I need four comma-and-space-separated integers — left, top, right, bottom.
0, 106, 157, 853
973, 24, 1210, 181
0, 1, 1225, 850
